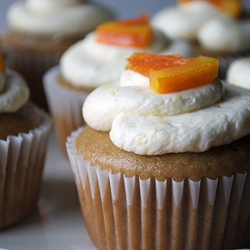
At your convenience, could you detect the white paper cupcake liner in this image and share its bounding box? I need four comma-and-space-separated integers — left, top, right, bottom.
0, 109, 51, 229
67, 127, 250, 250
43, 66, 87, 156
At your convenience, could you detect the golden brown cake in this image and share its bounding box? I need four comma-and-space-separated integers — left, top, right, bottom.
0, 102, 43, 140
67, 53, 250, 249
76, 126, 250, 182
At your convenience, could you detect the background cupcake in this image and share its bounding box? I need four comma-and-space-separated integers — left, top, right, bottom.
67, 53, 250, 249
0, 53, 51, 229
152, 0, 250, 79
43, 14, 196, 156
1, 0, 115, 111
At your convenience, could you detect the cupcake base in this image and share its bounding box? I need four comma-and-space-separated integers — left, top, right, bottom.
0, 106, 51, 229
43, 66, 88, 156
67, 127, 250, 250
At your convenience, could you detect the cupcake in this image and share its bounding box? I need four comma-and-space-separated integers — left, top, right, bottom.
67, 52, 250, 249
226, 57, 250, 89
0, 52, 51, 229
43, 14, 196, 156
1, 0, 115, 110
152, 0, 250, 79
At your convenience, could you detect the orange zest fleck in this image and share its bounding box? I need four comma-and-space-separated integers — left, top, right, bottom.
0, 52, 6, 73
126, 52, 219, 94
178, 0, 242, 18
96, 14, 154, 48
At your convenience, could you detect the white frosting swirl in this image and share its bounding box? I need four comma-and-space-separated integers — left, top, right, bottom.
226, 58, 250, 89
81, 70, 250, 155
152, 2, 219, 40
198, 15, 250, 53
60, 31, 196, 89
152, 2, 250, 53
7, 0, 115, 36
26, 0, 83, 12
0, 70, 29, 112
83, 73, 224, 131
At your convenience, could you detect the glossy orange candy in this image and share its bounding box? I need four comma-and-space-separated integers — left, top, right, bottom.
127, 53, 188, 77
127, 52, 219, 94
96, 14, 154, 48
179, 0, 243, 18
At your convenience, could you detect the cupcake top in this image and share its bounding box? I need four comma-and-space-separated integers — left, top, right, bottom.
152, 1, 250, 53
60, 15, 196, 89
0, 53, 29, 113
0, 53, 45, 140
226, 57, 250, 89
83, 52, 250, 155
6, 0, 115, 37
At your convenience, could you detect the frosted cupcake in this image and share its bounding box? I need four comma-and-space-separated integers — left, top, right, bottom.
0, 53, 51, 229
226, 57, 250, 89
152, 0, 250, 79
67, 52, 250, 250
1, 0, 115, 110
43, 14, 196, 155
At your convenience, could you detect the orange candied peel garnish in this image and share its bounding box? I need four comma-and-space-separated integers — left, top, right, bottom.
96, 14, 154, 48
178, 0, 243, 18
0, 52, 6, 73
126, 52, 219, 94
126, 53, 188, 77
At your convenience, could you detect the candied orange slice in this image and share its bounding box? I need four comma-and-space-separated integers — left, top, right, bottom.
126, 53, 218, 94
150, 56, 219, 94
0, 52, 6, 73
96, 14, 154, 48
179, 0, 242, 18
126, 52, 188, 77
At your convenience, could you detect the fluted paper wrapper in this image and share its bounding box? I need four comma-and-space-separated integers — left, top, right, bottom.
3, 48, 62, 111
67, 127, 250, 250
0, 111, 51, 229
43, 66, 87, 156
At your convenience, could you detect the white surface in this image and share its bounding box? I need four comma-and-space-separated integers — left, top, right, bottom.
0, 129, 97, 250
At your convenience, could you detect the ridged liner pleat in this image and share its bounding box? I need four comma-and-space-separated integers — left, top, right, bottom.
0, 111, 51, 229
67, 127, 250, 250
43, 66, 87, 155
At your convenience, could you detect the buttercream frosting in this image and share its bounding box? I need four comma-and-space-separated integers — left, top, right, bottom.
152, 2, 219, 40
7, 0, 115, 36
152, 2, 250, 53
198, 14, 250, 53
60, 31, 196, 89
82, 69, 250, 155
226, 58, 250, 89
0, 70, 29, 112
